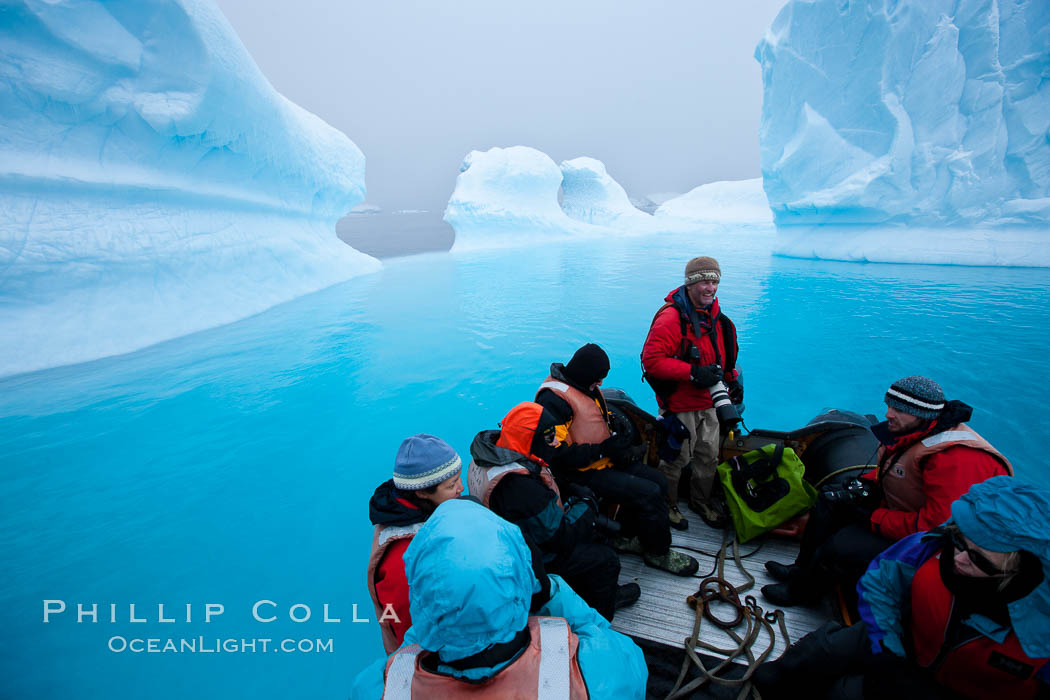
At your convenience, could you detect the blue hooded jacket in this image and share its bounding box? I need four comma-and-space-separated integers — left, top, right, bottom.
859, 476, 1050, 664
351, 498, 647, 698
949, 476, 1050, 658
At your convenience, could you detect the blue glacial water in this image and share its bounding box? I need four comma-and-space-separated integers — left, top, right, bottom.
2, 225, 1049, 699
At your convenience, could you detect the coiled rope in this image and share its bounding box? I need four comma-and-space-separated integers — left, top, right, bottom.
665, 529, 790, 700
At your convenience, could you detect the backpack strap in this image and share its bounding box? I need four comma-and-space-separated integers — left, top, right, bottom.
640, 301, 692, 404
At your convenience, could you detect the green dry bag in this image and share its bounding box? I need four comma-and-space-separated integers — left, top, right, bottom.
716, 443, 817, 543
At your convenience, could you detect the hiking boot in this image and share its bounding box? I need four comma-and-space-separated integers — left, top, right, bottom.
668, 505, 689, 531
611, 536, 645, 554
764, 560, 799, 583
615, 583, 641, 609
644, 549, 700, 577
690, 499, 728, 529
760, 582, 818, 608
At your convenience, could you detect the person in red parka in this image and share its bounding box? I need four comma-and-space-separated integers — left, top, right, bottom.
366, 434, 464, 652
762, 376, 1012, 608
641, 256, 741, 529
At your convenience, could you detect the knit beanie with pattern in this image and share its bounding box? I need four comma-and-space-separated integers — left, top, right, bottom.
884, 376, 945, 420
685, 256, 721, 285
393, 434, 462, 491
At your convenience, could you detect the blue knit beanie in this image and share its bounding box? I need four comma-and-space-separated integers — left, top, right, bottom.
393, 434, 462, 491
884, 376, 945, 420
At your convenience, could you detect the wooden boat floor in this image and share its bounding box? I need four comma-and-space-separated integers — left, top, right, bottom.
610, 507, 833, 660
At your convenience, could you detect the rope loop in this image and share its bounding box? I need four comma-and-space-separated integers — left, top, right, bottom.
666, 534, 795, 700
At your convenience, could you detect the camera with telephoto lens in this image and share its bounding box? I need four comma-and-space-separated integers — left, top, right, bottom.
686, 346, 741, 428
821, 478, 872, 504
707, 379, 740, 428
563, 491, 621, 536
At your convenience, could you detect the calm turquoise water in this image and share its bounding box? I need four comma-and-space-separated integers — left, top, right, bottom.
2, 226, 1049, 698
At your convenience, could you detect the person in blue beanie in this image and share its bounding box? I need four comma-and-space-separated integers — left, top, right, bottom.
366, 434, 464, 653
753, 475, 1049, 699
351, 498, 648, 699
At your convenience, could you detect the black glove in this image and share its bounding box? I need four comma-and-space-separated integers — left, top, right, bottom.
690, 364, 723, 388
599, 432, 632, 462
727, 379, 743, 404
608, 410, 632, 437
565, 483, 599, 504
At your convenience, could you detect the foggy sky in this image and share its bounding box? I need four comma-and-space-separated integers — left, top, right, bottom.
214, 0, 788, 214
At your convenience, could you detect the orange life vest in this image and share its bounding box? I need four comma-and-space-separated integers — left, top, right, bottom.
468, 458, 562, 508
877, 424, 1011, 512
367, 522, 423, 654
536, 377, 612, 471
381, 616, 589, 699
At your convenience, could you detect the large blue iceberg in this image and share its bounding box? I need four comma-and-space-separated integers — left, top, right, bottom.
756, 0, 1050, 266
0, 0, 379, 377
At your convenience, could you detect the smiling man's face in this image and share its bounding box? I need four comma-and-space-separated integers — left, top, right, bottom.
687, 279, 718, 307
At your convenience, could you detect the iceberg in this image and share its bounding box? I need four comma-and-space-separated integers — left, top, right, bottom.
559, 157, 653, 228
655, 179, 773, 224
0, 0, 379, 377
445, 146, 613, 250
445, 147, 772, 249
755, 0, 1050, 266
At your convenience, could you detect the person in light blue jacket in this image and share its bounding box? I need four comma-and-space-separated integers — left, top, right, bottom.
351, 497, 648, 699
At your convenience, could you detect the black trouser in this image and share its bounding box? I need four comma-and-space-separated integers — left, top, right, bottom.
792, 497, 894, 594
753, 621, 960, 700
565, 461, 671, 555
549, 541, 621, 621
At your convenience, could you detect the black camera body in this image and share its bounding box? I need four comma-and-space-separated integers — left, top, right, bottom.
821, 478, 872, 504
563, 493, 621, 536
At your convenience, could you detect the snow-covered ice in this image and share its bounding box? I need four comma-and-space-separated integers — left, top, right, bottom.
559, 157, 654, 228
655, 179, 773, 224
445, 147, 772, 250
445, 146, 612, 250
756, 0, 1050, 266
0, 0, 379, 377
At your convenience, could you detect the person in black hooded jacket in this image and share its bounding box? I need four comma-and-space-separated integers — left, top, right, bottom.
467, 401, 638, 621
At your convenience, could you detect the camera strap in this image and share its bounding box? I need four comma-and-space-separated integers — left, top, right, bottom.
680, 295, 723, 369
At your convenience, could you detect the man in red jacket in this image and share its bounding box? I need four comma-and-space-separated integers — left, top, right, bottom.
641, 256, 741, 529
762, 376, 1013, 608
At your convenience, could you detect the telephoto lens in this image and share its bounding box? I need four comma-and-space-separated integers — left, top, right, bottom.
708, 380, 741, 427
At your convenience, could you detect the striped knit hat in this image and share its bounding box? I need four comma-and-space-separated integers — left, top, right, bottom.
393, 434, 462, 491
884, 376, 945, 420
685, 256, 721, 285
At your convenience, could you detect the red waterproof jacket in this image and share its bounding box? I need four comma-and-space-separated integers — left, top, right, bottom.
862, 415, 1011, 542
867, 443, 1010, 541
641, 287, 738, 413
